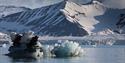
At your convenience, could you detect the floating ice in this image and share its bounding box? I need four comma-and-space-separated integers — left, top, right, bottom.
51, 40, 84, 57
42, 45, 54, 57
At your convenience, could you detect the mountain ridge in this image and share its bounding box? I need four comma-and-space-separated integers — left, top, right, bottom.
0, 0, 125, 36
0, 1, 88, 36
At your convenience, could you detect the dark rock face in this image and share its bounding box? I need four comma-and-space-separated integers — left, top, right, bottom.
116, 14, 125, 29
94, 8, 125, 33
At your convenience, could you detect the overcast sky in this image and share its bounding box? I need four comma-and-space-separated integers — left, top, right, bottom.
0, 0, 125, 9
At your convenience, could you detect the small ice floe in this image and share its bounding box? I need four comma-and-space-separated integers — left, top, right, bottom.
92, 44, 97, 47
51, 40, 84, 57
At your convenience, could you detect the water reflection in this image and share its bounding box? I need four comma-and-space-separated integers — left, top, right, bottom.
0, 41, 125, 63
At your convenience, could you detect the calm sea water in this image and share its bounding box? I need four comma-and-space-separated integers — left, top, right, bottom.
0, 44, 125, 63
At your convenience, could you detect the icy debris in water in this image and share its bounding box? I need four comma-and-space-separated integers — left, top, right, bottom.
52, 40, 84, 57
42, 45, 54, 57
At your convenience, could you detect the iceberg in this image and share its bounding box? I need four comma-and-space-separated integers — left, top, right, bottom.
51, 40, 84, 57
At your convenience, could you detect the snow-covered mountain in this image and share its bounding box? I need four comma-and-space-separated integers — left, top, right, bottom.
0, 0, 125, 36
0, 1, 88, 36
0, 6, 30, 18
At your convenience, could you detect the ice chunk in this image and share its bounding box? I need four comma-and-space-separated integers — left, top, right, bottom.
52, 40, 84, 57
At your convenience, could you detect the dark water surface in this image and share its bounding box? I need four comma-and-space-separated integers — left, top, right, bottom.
0, 44, 125, 63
